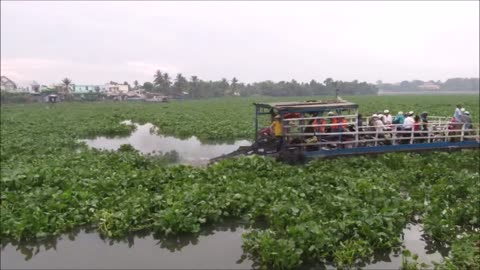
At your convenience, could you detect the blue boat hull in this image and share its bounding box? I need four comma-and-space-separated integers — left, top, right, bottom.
303, 141, 480, 158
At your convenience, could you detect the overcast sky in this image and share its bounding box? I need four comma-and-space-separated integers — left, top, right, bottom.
1, 1, 479, 85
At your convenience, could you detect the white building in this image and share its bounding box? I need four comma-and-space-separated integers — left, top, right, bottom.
13, 80, 41, 93
102, 83, 129, 95
1, 76, 18, 92
418, 82, 440, 90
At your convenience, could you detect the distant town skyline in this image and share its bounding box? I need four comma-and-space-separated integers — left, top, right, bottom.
1, 1, 479, 85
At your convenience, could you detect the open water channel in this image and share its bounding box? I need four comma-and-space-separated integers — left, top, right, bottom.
1, 122, 448, 269
79, 121, 251, 166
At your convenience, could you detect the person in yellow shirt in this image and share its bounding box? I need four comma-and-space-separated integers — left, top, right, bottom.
270, 115, 284, 151
271, 115, 283, 136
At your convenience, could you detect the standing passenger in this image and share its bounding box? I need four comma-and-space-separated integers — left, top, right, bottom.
373, 115, 387, 132
357, 114, 363, 131
393, 111, 405, 125
413, 115, 422, 142
461, 111, 472, 130
402, 112, 415, 143
420, 112, 429, 131
271, 115, 284, 151
383, 110, 392, 125
454, 104, 462, 122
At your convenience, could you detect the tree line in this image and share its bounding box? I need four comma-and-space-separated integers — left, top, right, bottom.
140, 70, 378, 98
378, 78, 479, 92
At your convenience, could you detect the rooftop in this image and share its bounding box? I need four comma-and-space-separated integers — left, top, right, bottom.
254, 98, 358, 111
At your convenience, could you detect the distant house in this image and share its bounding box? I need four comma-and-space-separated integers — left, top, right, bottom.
72, 85, 100, 94
126, 90, 143, 96
103, 83, 129, 95
1, 76, 18, 92
418, 82, 440, 90
30, 81, 41, 93
39, 85, 51, 92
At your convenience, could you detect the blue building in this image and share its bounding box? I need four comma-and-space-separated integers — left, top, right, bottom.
72, 85, 99, 94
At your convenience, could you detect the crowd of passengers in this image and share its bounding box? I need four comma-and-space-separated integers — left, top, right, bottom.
266, 104, 474, 150
365, 105, 473, 133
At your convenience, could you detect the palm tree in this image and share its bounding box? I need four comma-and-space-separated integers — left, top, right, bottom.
153, 70, 163, 87
190, 76, 199, 98
221, 78, 229, 96
61, 78, 72, 94
162, 73, 171, 95
231, 77, 238, 94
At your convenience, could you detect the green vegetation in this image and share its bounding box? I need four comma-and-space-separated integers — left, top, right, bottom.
1, 95, 479, 269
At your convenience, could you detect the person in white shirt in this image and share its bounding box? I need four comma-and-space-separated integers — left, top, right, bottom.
373, 115, 386, 132
454, 104, 462, 122
403, 111, 415, 130
383, 109, 393, 125
400, 111, 415, 143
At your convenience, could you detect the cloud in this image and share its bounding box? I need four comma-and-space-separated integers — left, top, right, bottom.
1, 58, 69, 81
1, 1, 478, 84
1, 57, 179, 84
125, 61, 178, 76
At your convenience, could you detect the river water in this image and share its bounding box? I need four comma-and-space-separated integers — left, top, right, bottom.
1, 222, 447, 269
1, 123, 448, 269
79, 121, 251, 166
1, 223, 252, 269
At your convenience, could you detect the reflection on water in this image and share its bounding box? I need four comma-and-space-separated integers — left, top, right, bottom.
1, 222, 448, 270
297, 223, 447, 270
79, 122, 251, 166
1, 223, 253, 270
362, 223, 447, 269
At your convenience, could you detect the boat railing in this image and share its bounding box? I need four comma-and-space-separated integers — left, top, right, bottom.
282, 121, 480, 148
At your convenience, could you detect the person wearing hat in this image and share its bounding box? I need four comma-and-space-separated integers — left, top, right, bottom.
372, 114, 387, 133
378, 113, 385, 123
270, 114, 284, 151
383, 109, 392, 125
404, 112, 415, 129
325, 111, 337, 133
460, 110, 472, 130
369, 114, 378, 126
454, 104, 462, 122
392, 111, 405, 126
420, 112, 429, 131
402, 112, 415, 143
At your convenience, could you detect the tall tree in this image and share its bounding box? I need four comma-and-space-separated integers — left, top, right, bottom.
220, 78, 229, 96
162, 72, 172, 94
231, 77, 238, 94
190, 76, 200, 98
323, 78, 333, 86
61, 78, 72, 94
173, 73, 188, 96
143, 82, 154, 92
133, 80, 139, 90
153, 70, 164, 90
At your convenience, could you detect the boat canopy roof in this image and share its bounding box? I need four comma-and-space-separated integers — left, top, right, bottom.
254, 99, 358, 113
